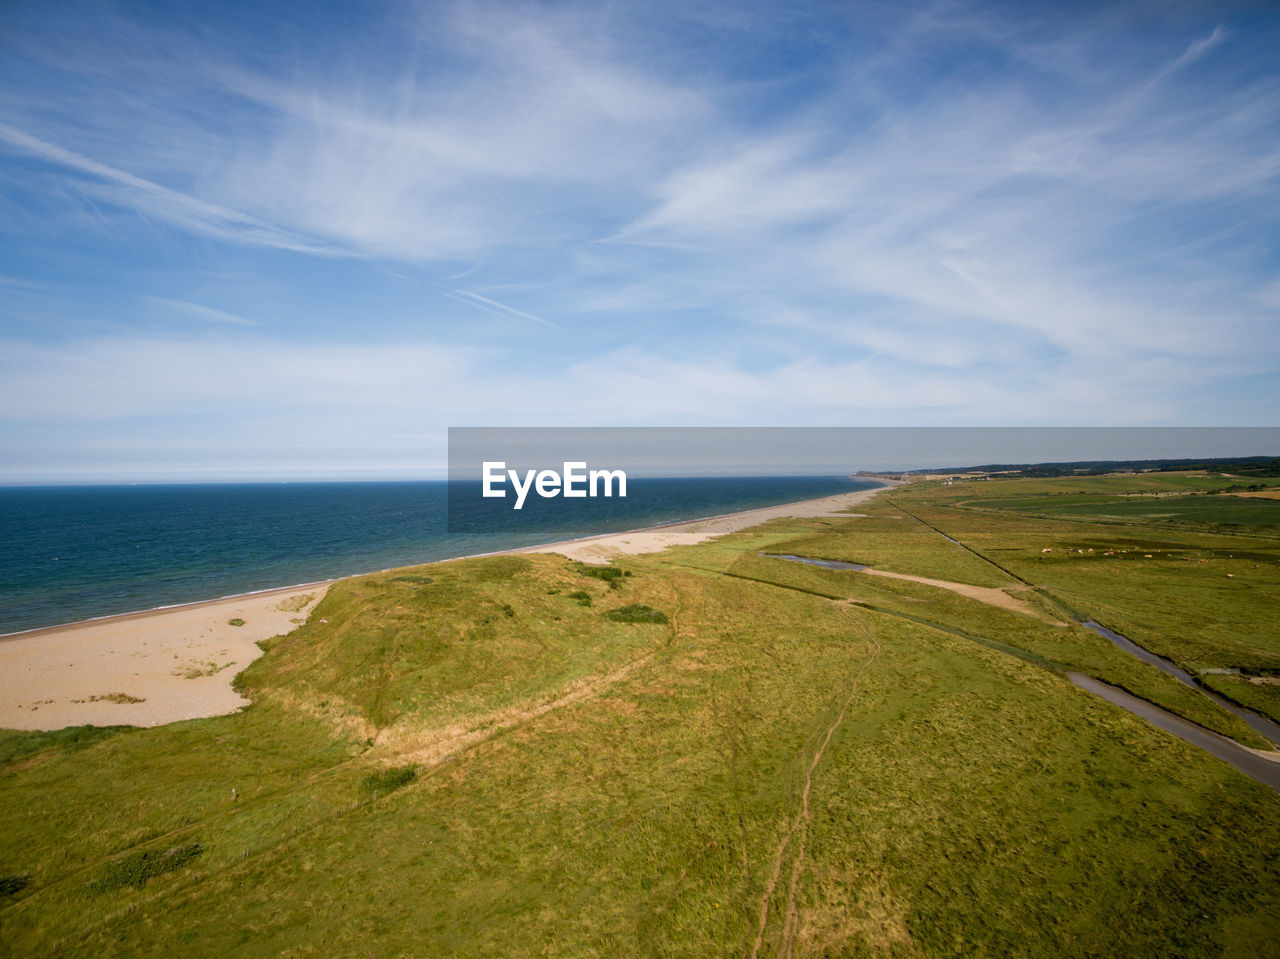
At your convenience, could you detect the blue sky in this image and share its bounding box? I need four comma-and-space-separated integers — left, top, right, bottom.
1, 0, 1278, 481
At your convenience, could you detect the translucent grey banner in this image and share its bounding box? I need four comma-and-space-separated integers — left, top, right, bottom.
446, 426, 1279, 534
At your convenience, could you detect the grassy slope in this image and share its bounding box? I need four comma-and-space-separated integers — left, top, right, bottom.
762, 485, 1279, 742
903, 476, 1280, 696
1, 475, 1279, 957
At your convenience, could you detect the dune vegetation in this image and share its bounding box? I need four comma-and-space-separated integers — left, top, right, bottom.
2, 472, 1279, 956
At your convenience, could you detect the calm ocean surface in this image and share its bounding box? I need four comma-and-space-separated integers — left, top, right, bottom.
0, 476, 877, 635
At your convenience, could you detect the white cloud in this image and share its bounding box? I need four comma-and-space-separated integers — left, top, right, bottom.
148, 298, 257, 327
183, 4, 711, 261
442, 289, 561, 330
1, 0, 1277, 481
0, 123, 344, 256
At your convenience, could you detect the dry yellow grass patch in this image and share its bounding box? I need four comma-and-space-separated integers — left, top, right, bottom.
797, 872, 923, 958
372, 651, 658, 769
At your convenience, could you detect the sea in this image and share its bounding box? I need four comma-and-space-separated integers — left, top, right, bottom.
0, 476, 879, 635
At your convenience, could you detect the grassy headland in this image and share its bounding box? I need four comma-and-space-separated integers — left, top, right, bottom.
2, 472, 1279, 956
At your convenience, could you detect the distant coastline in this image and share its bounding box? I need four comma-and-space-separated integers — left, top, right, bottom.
0, 476, 878, 636
0, 482, 889, 730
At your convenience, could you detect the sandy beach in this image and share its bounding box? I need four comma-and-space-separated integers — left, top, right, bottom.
519, 482, 892, 563
0, 584, 330, 731
0, 481, 891, 732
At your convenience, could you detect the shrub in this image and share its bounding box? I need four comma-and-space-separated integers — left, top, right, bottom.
89, 843, 203, 894
0, 875, 28, 897
228, 618, 245, 627
575, 564, 626, 589
361, 765, 417, 795
604, 605, 669, 625
567, 591, 592, 607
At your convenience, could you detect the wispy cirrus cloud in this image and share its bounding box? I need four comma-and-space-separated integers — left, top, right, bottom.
147, 297, 257, 327
608, 16, 1279, 370
0, 123, 345, 257
440, 289, 562, 331
0, 0, 1277, 479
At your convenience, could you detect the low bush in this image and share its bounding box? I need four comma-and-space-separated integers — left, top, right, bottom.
575, 564, 627, 589
89, 843, 203, 894
361, 765, 417, 795
603, 605, 669, 625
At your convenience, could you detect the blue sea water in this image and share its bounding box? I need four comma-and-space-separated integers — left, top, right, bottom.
0, 476, 878, 635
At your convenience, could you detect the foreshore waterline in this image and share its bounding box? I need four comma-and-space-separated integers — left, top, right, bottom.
0, 579, 338, 644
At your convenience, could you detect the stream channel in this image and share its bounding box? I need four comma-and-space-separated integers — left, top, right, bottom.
764, 553, 1280, 793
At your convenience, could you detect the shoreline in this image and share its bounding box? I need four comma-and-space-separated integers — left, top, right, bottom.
517, 481, 895, 563
1, 478, 894, 641
0, 585, 332, 731
0, 579, 340, 644
0, 480, 893, 731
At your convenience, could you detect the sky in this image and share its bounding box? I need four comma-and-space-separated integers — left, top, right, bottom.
1, 0, 1278, 481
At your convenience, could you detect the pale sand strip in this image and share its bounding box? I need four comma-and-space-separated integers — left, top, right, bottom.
519, 482, 894, 564
0, 481, 893, 732
856, 570, 1061, 623
0, 585, 329, 731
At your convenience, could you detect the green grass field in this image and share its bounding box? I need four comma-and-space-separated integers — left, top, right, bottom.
2, 472, 1279, 956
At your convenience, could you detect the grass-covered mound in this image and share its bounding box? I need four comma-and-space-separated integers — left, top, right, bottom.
237, 554, 668, 733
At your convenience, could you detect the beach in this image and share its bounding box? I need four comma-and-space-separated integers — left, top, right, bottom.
0, 482, 890, 731
520, 483, 892, 562
0, 584, 330, 731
